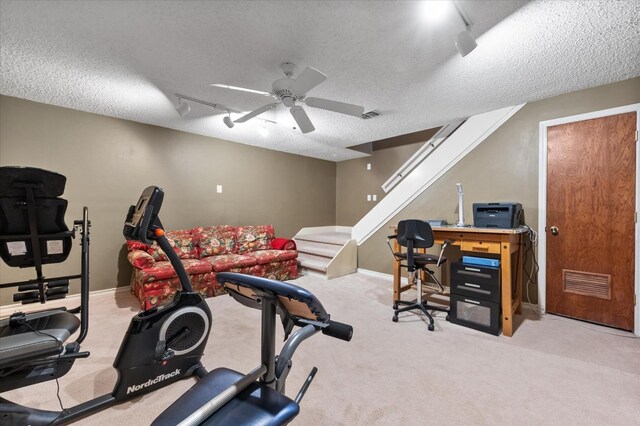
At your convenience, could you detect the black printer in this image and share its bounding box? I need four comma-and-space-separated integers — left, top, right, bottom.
473, 203, 522, 228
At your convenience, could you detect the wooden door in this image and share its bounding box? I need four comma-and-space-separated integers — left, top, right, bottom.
546, 112, 637, 331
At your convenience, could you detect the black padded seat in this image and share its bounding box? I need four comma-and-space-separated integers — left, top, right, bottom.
153, 367, 300, 426
393, 252, 446, 266
0, 310, 80, 369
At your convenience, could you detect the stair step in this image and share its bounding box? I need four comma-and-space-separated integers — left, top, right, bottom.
295, 240, 342, 258
297, 252, 331, 273
294, 231, 351, 245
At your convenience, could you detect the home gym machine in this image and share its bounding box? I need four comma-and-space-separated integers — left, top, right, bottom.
0, 169, 212, 425
1, 172, 353, 425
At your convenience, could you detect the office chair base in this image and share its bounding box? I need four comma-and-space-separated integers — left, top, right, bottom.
392, 302, 449, 332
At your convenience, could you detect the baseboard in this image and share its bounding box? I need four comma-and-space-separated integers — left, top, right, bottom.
0, 286, 131, 317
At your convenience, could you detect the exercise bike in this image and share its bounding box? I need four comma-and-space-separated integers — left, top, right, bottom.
0, 169, 212, 425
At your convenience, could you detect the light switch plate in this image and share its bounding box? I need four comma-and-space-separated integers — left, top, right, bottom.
367, 194, 372, 201
373, 194, 377, 201
367, 163, 371, 170
216, 185, 223, 193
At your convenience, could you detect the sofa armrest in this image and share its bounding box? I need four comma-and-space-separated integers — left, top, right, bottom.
128, 250, 156, 270
271, 238, 296, 251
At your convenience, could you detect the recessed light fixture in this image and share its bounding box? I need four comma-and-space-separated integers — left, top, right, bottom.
210, 84, 271, 97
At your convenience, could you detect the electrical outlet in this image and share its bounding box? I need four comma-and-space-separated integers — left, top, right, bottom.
216, 185, 223, 194
367, 163, 372, 171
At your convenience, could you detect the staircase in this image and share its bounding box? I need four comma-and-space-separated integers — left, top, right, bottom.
352, 104, 526, 244
294, 226, 357, 279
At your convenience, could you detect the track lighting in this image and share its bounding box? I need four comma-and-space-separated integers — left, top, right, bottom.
455, 27, 477, 57
453, 1, 477, 57
175, 98, 191, 117
223, 113, 234, 128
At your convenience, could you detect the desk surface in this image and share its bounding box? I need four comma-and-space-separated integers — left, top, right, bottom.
431, 225, 529, 234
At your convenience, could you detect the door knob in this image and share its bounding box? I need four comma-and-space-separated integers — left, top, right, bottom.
550, 226, 559, 235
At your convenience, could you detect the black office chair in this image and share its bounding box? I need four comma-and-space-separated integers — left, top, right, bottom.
387, 220, 450, 331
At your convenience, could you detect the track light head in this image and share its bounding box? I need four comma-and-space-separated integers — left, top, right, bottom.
175, 99, 190, 117
455, 28, 477, 57
223, 115, 234, 128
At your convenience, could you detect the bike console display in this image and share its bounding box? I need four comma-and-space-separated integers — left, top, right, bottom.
123, 186, 164, 245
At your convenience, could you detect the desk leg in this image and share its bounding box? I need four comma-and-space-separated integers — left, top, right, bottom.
393, 241, 401, 305
515, 235, 524, 315
501, 242, 514, 337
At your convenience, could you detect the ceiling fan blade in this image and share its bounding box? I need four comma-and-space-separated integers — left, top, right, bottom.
304, 97, 364, 117
290, 67, 327, 96
290, 106, 315, 134
210, 84, 272, 97
234, 103, 279, 123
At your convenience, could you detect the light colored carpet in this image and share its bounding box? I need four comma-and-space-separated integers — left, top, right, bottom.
3, 272, 639, 425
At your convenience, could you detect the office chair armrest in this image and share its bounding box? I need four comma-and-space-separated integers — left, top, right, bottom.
436, 240, 453, 267
385, 235, 404, 261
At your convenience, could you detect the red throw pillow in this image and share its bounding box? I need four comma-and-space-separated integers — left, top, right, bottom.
271, 238, 296, 251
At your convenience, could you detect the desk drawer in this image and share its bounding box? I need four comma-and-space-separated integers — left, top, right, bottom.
451, 261, 500, 303
460, 240, 500, 254
451, 279, 500, 303
449, 294, 501, 336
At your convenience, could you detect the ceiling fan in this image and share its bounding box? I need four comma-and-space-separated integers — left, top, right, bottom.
211, 62, 365, 134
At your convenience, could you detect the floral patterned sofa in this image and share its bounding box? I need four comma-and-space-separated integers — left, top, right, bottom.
126, 224, 297, 309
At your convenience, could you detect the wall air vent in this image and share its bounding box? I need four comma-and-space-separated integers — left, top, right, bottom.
361, 110, 381, 119
563, 269, 611, 299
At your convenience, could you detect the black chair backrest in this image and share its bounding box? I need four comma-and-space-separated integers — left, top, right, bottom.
397, 220, 434, 250
397, 220, 435, 273
0, 167, 72, 268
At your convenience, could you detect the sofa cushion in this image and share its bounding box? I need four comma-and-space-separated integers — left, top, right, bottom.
148, 229, 199, 261
235, 225, 275, 254
243, 250, 298, 265
202, 254, 258, 272
197, 226, 237, 258
167, 229, 200, 259
137, 259, 212, 283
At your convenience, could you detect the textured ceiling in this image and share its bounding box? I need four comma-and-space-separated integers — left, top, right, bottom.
1, 0, 638, 161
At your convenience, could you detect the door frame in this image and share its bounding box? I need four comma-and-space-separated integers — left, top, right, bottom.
538, 103, 640, 335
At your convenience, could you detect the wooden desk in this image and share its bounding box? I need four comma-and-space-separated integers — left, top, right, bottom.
391, 225, 527, 337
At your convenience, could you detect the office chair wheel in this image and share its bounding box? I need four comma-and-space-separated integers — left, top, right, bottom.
446, 314, 450, 321
392, 315, 398, 323
392, 303, 398, 310
428, 324, 435, 332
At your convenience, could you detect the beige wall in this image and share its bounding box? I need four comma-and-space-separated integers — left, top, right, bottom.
336, 142, 424, 226
354, 77, 640, 303
0, 96, 336, 303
